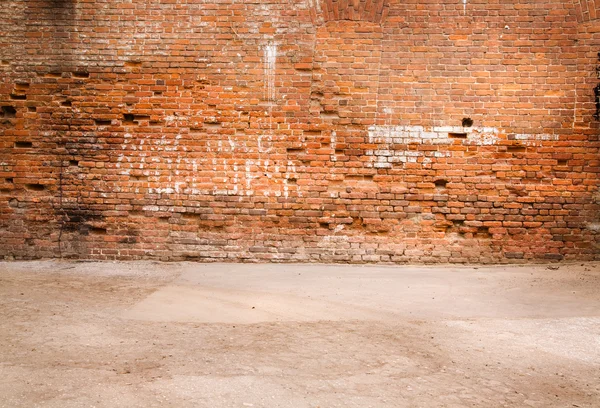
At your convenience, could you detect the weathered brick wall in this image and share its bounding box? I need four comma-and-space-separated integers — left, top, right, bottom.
575, 0, 600, 22
0, 0, 598, 263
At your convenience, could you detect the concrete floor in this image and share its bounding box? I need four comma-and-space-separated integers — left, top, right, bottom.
1, 261, 599, 407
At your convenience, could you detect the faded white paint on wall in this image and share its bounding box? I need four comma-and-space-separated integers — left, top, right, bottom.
117, 102, 564, 200
368, 125, 561, 146
264, 43, 277, 104
366, 125, 561, 169
261, 42, 277, 155
513, 133, 559, 141
331, 131, 337, 162
368, 125, 500, 146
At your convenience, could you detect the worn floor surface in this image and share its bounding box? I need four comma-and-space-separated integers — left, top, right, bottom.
1, 261, 599, 407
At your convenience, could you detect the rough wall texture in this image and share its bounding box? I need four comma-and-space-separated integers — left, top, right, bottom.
0, 0, 599, 263
575, 0, 600, 22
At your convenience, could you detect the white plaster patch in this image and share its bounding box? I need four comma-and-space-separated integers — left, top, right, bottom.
513, 133, 560, 141
585, 222, 600, 232
264, 43, 277, 104
260, 42, 277, 156
368, 125, 499, 146
331, 131, 337, 161
366, 125, 562, 169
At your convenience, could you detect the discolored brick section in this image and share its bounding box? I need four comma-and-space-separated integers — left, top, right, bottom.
0, 0, 599, 263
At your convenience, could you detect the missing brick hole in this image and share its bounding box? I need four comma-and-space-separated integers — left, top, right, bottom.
154, 91, 162, 96
88, 226, 107, 235
5, 178, 13, 183
434, 223, 451, 232
10, 94, 26, 100
44, 72, 62, 78
94, 119, 111, 126
28, 106, 36, 112
366, 230, 391, 237
14, 141, 33, 148
25, 183, 45, 192
507, 146, 526, 153
476, 226, 491, 239
124, 61, 143, 68
61, 100, 72, 107
320, 111, 340, 119
203, 122, 221, 129
286, 147, 305, 153
14, 83, 29, 90
1, 106, 16, 118
73, 71, 89, 78
462, 118, 474, 127
319, 222, 330, 229
123, 113, 136, 124
434, 179, 448, 188
449, 132, 467, 139
557, 159, 568, 166
1, 60, 8, 65
294, 65, 313, 72
286, 177, 297, 185
69, 160, 79, 167
335, 149, 345, 155
130, 175, 147, 181
183, 254, 201, 261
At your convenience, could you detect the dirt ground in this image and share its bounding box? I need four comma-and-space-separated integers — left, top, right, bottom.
0, 261, 599, 408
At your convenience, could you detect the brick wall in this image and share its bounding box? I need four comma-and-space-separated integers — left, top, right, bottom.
0, 0, 598, 263
575, 0, 600, 22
